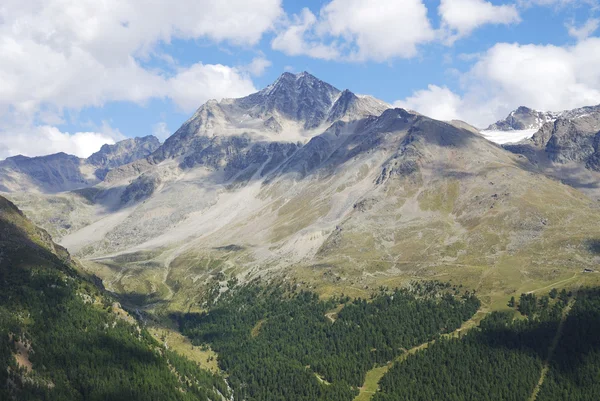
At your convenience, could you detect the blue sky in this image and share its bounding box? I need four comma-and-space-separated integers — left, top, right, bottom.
1, 0, 599, 159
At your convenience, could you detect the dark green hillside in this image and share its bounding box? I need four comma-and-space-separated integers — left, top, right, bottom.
0, 196, 228, 401
179, 281, 480, 401
373, 310, 560, 401
537, 289, 600, 401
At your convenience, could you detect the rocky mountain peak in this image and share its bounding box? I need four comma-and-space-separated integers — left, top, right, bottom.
154, 73, 391, 164
236, 72, 341, 129
87, 135, 161, 180
487, 106, 558, 131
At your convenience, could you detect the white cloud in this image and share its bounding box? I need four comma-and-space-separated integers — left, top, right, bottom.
152, 122, 171, 142
439, 0, 521, 43
395, 38, 600, 127
0, 0, 281, 158
519, 0, 597, 7
394, 85, 463, 121
168, 63, 257, 113
0, 0, 281, 115
567, 18, 600, 41
245, 57, 273, 77
272, 0, 435, 62
0, 125, 124, 159
271, 9, 341, 60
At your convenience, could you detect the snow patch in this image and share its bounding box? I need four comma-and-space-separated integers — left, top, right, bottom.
480, 129, 538, 145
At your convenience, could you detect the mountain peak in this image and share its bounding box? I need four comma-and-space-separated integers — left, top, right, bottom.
258, 71, 339, 98
487, 106, 557, 132
236, 72, 341, 129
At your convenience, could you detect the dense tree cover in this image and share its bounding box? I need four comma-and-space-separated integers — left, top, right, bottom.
537, 289, 600, 401
373, 307, 562, 401
0, 198, 228, 401
179, 281, 480, 401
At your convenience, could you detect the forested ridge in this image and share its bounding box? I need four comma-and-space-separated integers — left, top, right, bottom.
179, 281, 480, 401
373, 289, 600, 401
0, 196, 228, 401
537, 288, 600, 400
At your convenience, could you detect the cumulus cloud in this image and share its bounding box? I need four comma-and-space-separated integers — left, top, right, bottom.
271, 9, 341, 60
0, 0, 280, 115
395, 38, 600, 127
167, 64, 256, 113
394, 85, 463, 121
439, 0, 521, 43
272, 0, 435, 62
567, 18, 600, 41
245, 57, 273, 77
0, 0, 282, 159
519, 0, 597, 7
0, 124, 125, 159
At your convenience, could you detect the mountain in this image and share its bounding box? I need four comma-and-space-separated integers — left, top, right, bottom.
0, 135, 160, 193
503, 105, 600, 199
0, 195, 228, 400
153, 72, 389, 162
481, 105, 600, 145
7, 73, 600, 314
87, 135, 161, 180
486, 106, 559, 132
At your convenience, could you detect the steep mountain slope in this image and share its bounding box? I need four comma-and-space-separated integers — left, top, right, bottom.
487, 106, 559, 131
482, 105, 600, 145
0, 195, 227, 400
0, 136, 160, 193
504, 106, 600, 199
9, 73, 600, 313
87, 135, 161, 180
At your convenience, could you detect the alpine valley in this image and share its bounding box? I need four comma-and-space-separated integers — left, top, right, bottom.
4, 72, 600, 401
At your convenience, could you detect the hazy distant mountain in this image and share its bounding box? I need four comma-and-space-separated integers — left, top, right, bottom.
87, 135, 161, 179
0, 135, 160, 193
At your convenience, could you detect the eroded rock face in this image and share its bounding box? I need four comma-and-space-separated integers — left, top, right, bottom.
487, 106, 559, 131
505, 110, 600, 169
153, 72, 389, 164
87, 136, 161, 179
488, 104, 600, 135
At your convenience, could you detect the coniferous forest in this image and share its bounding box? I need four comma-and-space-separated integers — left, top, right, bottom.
537, 289, 600, 401
179, 281, 481, 401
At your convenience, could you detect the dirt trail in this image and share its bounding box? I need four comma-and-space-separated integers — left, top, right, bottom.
526, 274, 578, 295
528, 297, 575, 401
353, 308, 487, 401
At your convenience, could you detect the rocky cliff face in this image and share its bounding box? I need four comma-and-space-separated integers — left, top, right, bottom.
487, 106, 559, 131
87, 135, 160, 179
505, 107, 600, 167
153, 72, 389, 163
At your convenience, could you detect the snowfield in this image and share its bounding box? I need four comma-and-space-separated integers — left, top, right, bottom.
480, 129, 538, 145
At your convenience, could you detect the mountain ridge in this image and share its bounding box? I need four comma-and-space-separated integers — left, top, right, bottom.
0, 135, 160, 193
5, 72, 600, 315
